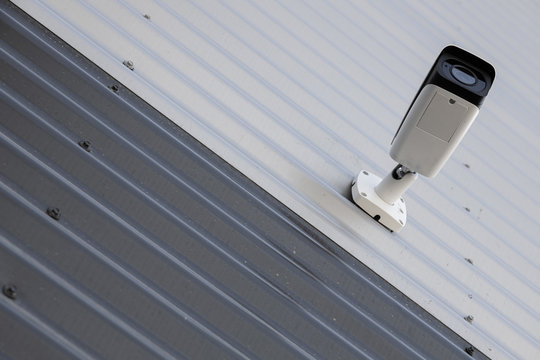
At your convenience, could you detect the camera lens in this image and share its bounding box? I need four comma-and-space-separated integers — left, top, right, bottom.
451, 65, 477, 85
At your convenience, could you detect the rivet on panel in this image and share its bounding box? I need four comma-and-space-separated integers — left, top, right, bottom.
465, 346, 474, 356
143, 14, 151, 20
46, 207, 61, 221
109, 84, 119, 93
2, 283, 17, 300
464, 315, 474, 323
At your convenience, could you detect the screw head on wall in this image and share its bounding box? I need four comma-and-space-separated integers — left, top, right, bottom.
122, 59, 134, 70
46, 207, 61, 221
78, 140, 92, 152
2, 283, 17, 300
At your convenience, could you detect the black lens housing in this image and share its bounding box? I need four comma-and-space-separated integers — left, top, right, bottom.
424, 46, 495, 107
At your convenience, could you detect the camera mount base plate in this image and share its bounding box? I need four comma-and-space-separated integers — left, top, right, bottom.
351, 170, 407, 233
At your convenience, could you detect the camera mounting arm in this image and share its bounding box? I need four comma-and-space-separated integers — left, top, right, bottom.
351, 165, 417, 232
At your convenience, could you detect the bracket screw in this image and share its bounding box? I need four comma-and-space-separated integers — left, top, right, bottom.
464, 315, 474, 323
2, 284, 17, 300
46, 207, 61, 221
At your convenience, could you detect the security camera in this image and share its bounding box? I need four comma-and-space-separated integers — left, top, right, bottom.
352, 45, 495, 232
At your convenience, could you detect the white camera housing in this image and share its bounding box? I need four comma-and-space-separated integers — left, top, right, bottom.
390, 84, 479, 177
352, 45, 495, 232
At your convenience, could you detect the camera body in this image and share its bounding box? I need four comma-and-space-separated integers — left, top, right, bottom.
390, 45, 495, 177
351, 45, 495, 232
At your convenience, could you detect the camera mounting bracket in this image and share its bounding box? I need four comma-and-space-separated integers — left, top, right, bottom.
351, 168, 417, 233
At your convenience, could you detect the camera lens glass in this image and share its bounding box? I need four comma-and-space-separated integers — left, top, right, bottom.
451, 65, 477, 85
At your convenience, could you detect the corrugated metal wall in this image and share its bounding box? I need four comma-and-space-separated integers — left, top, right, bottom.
0, 2, 488, 359
6, 0, 540, 359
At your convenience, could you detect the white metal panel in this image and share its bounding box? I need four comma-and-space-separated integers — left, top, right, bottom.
13, 0, 540, 358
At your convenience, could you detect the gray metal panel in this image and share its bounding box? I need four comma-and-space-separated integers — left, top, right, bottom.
0, 2, 485, 359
